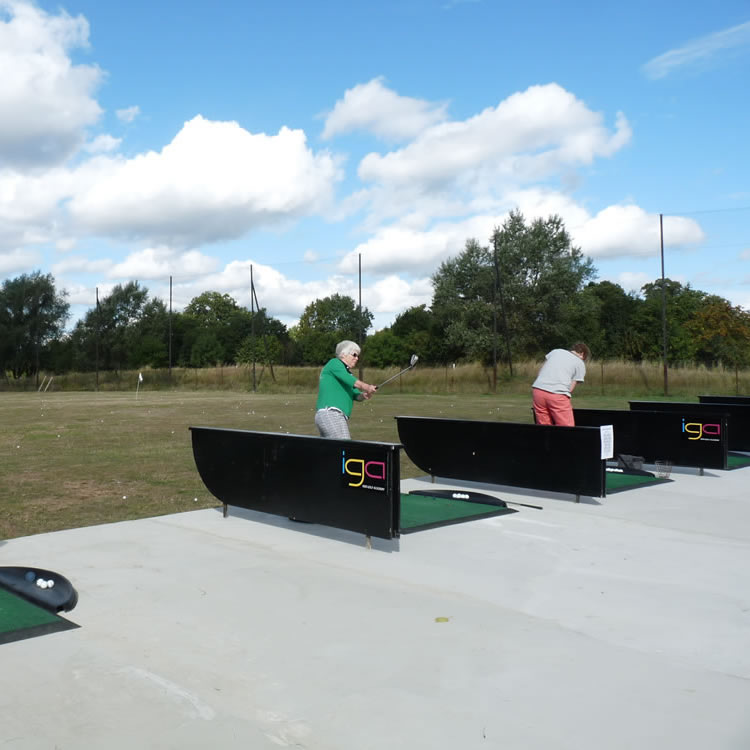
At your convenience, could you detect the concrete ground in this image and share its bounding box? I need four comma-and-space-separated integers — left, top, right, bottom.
2, 462, 750, 749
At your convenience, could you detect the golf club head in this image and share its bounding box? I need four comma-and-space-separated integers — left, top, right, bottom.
410, 354, 419, 367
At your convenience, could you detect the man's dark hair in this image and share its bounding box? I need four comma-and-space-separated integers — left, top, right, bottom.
571, 342, 591, 361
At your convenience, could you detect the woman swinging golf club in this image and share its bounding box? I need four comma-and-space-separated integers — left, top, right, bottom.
314, 340, 378, 440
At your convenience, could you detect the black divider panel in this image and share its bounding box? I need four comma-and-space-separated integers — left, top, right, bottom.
190, 427, 401, 539
574, 408, 728, 470
395, 416, 606, 498
630, 401, 750, 451
700, 395, 750, 405
0, 567, 78, 613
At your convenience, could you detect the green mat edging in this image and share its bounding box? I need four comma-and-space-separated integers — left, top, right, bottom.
605, 470, 671, 493
728, 453, 750, 469
400, 493, 515, 534
0, 587, 78, 645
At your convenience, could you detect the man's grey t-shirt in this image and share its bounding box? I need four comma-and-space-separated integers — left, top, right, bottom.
532, 349, 586, 397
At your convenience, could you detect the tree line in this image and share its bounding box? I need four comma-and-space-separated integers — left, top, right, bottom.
2, 210, 749, 380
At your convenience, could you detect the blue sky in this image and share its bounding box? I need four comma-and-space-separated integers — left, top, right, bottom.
1, 0, 749, 332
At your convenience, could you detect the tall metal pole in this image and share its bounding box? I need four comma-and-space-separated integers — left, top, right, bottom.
168, 275, 172, 379
95, 287, 100, 391
492, 256, 498, 393
660, 214, 669, 396
357, 253, 365, 380
250, 264, 256, 392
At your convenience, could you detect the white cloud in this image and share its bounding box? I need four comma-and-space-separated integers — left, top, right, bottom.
572, 205, 705, 258
368, 274, 433, 314
163, 257, 433, 332
357, 84, 631, 191
322, 77, 449, 141
0, 164, 82, 251
338, 214, 498, 275
453, 188, 705, 262
116, 105, 140, 123
0, 0, 103, 168
55, 237, 77, 251
51, 255, 111, 275
68, 116, 342, 247
336, 185, 706, 281
0, 39, 718, 334
165, 258, 352, 323
642, 21, 750, 79
615, 271, 652, 294
85, 134, 121, 154
108, 246, 218, 280
63, 281, 99, 307
0, 246, 39, 274
730, 291, 750, 313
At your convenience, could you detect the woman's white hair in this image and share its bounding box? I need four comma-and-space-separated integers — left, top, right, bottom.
335, 340, 361, 358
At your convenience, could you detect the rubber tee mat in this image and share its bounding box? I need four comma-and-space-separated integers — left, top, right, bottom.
400, 490, 516, 534
0, 587, 79, 645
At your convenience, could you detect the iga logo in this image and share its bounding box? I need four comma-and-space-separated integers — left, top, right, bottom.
341, 450, 387, 490
682, 418, 721, 441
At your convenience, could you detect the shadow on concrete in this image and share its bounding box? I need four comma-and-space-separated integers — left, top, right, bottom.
211, 505, 401, 553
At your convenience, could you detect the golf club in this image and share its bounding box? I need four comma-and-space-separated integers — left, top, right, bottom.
377, 354, 419, 389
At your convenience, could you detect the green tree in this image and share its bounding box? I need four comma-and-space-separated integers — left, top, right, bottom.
236, 334, 283, 366
632, 279, 707, 363
235, 309, 290, 367
430, 211, 595, 365
492, 211, 596, 358
570, 281, 641, 360
190, 332, 224, 367
183, 291, 241, 327
430, 239, 494, 364
362, 328, 408, 368
68, 281, 153, 372
103, 282, 150, 371
686, 298, 750, 370
392, 304, 454, 366
0, 272, 69, 378
295, 294, 374, 364
130, 298, 169, 368
182, 292, 244, 365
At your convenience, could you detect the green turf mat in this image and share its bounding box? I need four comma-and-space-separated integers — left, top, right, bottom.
728, 453, 750, 469
0, 588, 78, 645
400, 493, 515, 533
605, 470, 670, 493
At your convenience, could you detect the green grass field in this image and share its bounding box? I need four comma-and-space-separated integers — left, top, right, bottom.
0, 383, 734, 539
